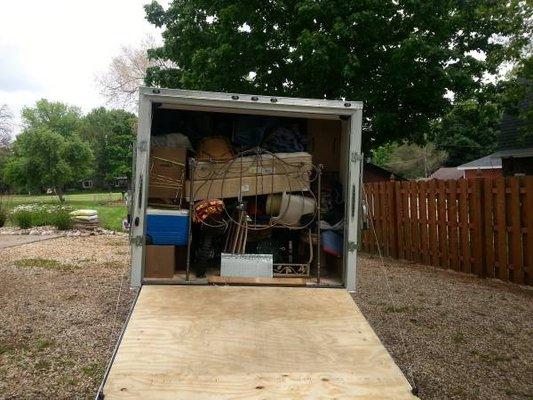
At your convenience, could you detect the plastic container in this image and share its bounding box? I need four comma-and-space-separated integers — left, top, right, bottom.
146, 208, 189, 245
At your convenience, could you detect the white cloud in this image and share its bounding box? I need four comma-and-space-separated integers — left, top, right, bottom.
0, 0, 168, 135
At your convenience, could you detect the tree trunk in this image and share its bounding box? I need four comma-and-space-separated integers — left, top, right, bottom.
56, 186, 65, 203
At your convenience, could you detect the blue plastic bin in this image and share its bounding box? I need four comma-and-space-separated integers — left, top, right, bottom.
146, 208, 189, 246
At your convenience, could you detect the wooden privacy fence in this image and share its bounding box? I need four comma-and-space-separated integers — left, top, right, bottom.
361, 177, 533, 286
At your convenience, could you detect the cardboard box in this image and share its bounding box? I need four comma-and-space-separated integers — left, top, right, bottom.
145, 245, 175, 278
186, 173, 311, 201
149, 147, 187, 202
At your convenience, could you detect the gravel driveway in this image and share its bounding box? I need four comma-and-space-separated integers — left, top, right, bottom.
0, 237, 531, 399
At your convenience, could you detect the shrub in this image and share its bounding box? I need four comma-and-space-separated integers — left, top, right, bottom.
51, 210, 73, 230
0, 208, 7, 228
11, 210, 33, 229
9, 204, 73, 229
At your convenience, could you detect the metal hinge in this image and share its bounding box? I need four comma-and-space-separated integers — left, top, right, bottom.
130, 235, 145, 246
351, 152, 363, 163
347, 241, 358, 252
137, 140, 148, 151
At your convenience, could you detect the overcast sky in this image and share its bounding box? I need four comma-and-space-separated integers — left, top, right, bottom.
0, 0, 168, 135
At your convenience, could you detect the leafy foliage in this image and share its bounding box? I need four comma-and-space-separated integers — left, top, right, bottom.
144, 0, 530, 147
432, 97, 501, 166
81, 108, 137, 186
4, 127, 93, 200
3, 99, 94, 200
21, 99, 82, 137
372, 142, 447, 179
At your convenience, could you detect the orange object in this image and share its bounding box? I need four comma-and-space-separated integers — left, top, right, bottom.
196, 137, 234, 161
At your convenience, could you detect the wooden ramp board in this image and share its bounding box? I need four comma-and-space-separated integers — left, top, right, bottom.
102, 286, 416, 399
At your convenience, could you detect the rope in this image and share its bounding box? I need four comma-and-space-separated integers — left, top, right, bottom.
362, 185, 418, 394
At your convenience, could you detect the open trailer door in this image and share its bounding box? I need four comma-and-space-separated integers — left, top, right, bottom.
99, 285, 416, 399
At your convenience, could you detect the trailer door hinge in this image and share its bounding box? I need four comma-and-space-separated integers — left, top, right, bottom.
130, 235, 145, 246
347, 241, 358, 252
137, 140, 148, 152
351, 152, 363, 163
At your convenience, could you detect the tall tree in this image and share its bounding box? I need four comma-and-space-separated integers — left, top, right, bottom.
432, 96, 501, 166
81, 108, 137, 186
96, 36, 174, 111
4, 127, 93, 201
144, 0, 530, 147
4, 100, 92, 201
21, 99, 82, 137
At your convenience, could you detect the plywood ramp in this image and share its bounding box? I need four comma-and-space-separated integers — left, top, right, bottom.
103, 286, 416, 399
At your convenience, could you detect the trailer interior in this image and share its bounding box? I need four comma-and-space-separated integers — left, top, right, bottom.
142, 104, 351, 288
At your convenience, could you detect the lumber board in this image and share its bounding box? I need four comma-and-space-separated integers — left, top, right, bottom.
103, 285, 416, 399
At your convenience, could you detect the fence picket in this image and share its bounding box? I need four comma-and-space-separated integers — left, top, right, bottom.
448, 180, 459, 271
525, 177, 533, 285
509, 178, 523, 284
437, 180, 449, 268
483, 178, 495, 278
418, 181, 430, 265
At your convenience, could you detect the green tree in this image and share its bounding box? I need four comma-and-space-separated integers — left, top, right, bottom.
4, 127, 93, 201
373, 142, 447, 178
432, 96, 501, 166
21, 99, 82, 137
144, 0, 530, 147
4, 100, 93, 201
81, 108, 137, 187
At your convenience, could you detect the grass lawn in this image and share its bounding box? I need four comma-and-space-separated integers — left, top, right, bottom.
2, 192, 127, 231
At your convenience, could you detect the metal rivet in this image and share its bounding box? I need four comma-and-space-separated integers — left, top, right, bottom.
270, 97, 278, 103
231, 95, 239, 100
152, 89, 161, 94
251, 96, 259, 101
344, 102, 351, 107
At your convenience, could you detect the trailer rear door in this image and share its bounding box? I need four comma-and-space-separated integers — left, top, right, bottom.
100, 285, 416, 399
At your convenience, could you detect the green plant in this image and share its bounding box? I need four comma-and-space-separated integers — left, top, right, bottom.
51, 210, 73, 230
0, 208, 6, 228
11, 210, 33, 229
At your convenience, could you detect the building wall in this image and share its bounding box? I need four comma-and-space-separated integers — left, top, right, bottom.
464, 168, 502, 180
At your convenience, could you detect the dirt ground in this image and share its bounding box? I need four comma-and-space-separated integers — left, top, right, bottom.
354, 255, 533, 400
0, 236, 531, 399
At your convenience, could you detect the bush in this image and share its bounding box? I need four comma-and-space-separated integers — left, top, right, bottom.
0, 208, 7, 227
9, 204, 73, 229
11, 210, 33, 229
51, 210, 73, 230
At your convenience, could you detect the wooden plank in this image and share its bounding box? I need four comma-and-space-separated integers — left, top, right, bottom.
418, 181, 430, 265
437, 180, 449, 268
525, 176, 533, 285
388, 181, 399, 258
447, 180, 459, 271
483, 178, 495, 278
103, 286, 417, 399
458, 179, 471, 273
409, 181, 420, 263
470, 179, 484, 277
402, 181, 413, 261
395, 181, 405, 259
427, 180, 438, 266
509, 177, 523, 284
494, 178, 508, 281
208, 276, 307, 286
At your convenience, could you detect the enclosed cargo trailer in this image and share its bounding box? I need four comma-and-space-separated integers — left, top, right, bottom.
98, 88, 417, 399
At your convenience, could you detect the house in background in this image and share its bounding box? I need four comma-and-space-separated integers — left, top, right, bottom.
429, 167, 464, 180
456, 154, 503, 179
363, 162, 401, 183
